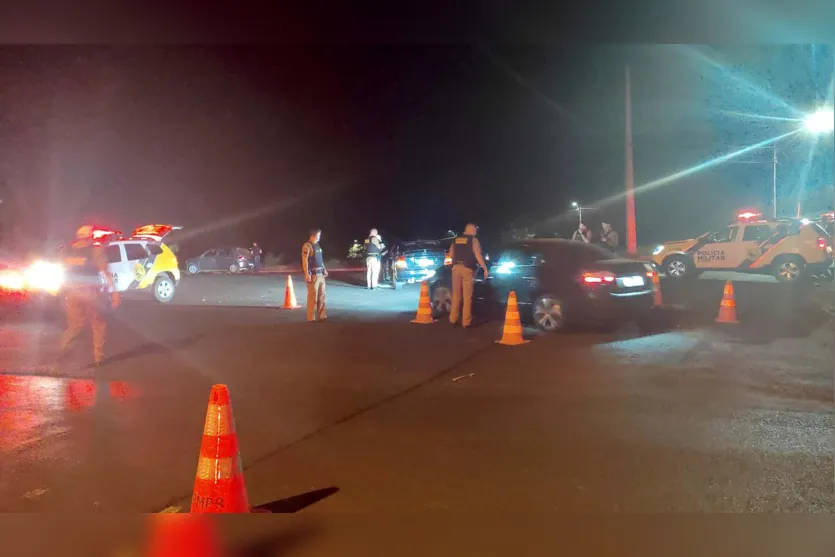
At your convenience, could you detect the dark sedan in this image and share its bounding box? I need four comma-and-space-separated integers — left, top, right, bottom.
427, 239, 658, 331
185, 247, 254, 275
382, 238, 455, 289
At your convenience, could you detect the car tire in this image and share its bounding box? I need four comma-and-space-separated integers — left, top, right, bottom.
532, 294, 567, 332
187, 263, 199, 275
773, 255, 806, 283
663, 255, 692, 280
228, 264, 238, 273
431, 286, 452, 318
153, 274, 175, 303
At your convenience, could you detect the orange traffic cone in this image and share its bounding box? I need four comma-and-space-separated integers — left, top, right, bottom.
282, 275, 301, 309
146, 515, 223, 557
190, 385, 250, 513
651, 271, 663, 307
496, 291, 529, 346
411, 280, 435, 324
715, 280, 739, 324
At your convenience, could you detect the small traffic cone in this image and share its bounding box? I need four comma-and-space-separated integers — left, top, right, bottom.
651, 271, 663, 307
715, 280, 739, 324
146, 515, 223, 557
496, 291, 529, 346
411, 280, 435, 324
190, 385, 250, 513
282, 275, 301, 309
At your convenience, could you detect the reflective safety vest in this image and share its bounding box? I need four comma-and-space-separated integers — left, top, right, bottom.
63, 241, 102, 288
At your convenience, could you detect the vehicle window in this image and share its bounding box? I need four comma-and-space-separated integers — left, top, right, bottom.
202, 249, 217, 257
742, 225, 773, 242
217, 248, 231, 257
537, 242, 616, 265
812, 223, 831, 238
710, 226, 738, 243
105, 245, 122, 263
123, 244, 148, 261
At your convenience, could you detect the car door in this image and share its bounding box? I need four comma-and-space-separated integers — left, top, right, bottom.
692, 225, 740, 269
200, 249, 218, 271
215, 248, 234, 271
739, 223, 776, 263
104, 243, 130, 293
489, 248, 537, 307
122, 242, 152, 288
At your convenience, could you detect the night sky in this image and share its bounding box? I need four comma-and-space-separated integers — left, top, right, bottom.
0, 44, 831, 259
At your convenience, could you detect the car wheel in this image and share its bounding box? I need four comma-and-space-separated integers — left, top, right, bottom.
773, 255, 806, 283
663, 255, 691, 279
431, 286, 452, 317
532, 295, 566, 332
228, 264, 238, 273
187, 263, 199, 275
153, 275, 175, 303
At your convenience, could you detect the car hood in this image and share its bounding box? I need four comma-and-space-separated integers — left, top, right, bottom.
661, 238, 699, 251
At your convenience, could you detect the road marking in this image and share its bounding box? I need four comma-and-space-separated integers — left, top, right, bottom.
158, 505, 181, 513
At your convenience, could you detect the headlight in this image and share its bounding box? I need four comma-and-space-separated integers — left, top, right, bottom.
25, 260, 65, 294
495, 262, 515, 275
0, 271, 25, 291
652, 245, 665, 255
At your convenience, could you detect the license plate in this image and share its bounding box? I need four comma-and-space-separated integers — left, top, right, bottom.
621, 275, 645, 287
417, 258, 434, 267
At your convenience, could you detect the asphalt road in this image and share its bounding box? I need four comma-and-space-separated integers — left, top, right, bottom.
0, 270, 831, 516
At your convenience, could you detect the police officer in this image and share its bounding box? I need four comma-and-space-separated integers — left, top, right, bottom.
251, 242, 263, 272
363, 228, 385, 289
599, 221, 619, 252
572, 222, 592, 243
60, 225, 120, 366
301, 228, 328, 322
448, 223, 488, 328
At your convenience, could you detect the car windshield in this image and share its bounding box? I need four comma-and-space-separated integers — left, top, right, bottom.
400, 240, 443, 251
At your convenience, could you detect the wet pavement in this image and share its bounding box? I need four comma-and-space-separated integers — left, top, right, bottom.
0, 271, 831, 513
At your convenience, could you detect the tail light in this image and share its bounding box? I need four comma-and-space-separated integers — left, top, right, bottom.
817, 237, 827, 249
238, 255, 246, 261
395, 256, 408, 269
580, 271, 616, 285
444, 251, 452, 265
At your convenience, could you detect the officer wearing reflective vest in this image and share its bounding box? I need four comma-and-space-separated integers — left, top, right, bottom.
301, 228, 328, 322
60, 225, 120, 366
363, 228, 385, 290
448, 223, 488, 328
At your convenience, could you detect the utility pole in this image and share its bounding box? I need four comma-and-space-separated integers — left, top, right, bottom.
624, 66, 637, 255
772, 144, 777, 219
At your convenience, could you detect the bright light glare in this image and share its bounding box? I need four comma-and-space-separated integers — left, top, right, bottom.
803, 109, 834, 134
801, 218, 812, 225
496, 262, 515, 274
25, 260, 65, 294
0, 271, 25, 291
652, 245, 664, 255
571, 201, 579, 208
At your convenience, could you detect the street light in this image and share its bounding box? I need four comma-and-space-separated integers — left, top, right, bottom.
803, 108, 834, 134
570, 201, 581, 225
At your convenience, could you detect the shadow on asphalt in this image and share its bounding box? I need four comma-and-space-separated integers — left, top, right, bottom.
254, 486, 339, 513
100, 333, 206, 366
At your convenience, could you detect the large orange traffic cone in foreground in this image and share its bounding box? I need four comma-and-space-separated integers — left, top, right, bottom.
190, 385, 250, 513
282, 275, 301, 309
411, 281, 435, 324
146, 515, 223, 557
651, 271, 663, 307
496, 291, 529, 346
715, 280, 739, 324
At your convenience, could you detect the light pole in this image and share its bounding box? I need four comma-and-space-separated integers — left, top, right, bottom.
624, 66, 637, 255
571, 201, 582, 225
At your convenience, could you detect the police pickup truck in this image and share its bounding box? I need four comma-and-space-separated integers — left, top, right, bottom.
651, 212, 832, 283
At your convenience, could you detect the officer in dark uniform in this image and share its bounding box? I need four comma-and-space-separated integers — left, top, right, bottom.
363, 228, 385, 289
60, 225, 120, 366
251, 242, 263, 272
448, 223, 489, 328
301, 228, 328, 322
